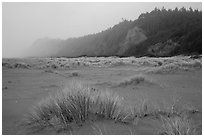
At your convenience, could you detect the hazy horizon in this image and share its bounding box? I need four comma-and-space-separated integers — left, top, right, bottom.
2, 2, 202, 58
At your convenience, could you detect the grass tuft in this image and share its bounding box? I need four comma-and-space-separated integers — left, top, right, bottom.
119, 75, 146, 86
23, 82, 128, 132
159, 115, 197, 135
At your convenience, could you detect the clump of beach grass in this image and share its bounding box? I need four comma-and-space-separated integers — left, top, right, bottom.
158, 115, 197, 135
23, 82, 129, 133
119, 75, 146, 86
130, 98, 149, 118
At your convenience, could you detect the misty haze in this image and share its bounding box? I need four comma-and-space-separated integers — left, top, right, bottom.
2, 2, 202, 135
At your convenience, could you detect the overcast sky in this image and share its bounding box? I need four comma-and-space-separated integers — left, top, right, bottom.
2, 2, 202, 58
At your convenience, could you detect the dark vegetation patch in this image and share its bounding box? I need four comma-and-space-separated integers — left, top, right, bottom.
125, 7, 202, 57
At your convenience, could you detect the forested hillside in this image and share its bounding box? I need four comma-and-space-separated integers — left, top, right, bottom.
28, 7, 202, 57
125, 7, 202, 57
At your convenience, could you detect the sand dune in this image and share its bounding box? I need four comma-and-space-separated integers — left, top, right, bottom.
2, 56, 202, 134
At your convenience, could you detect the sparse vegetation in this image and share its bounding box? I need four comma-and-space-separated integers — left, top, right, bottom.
71, 72, 79, 77
2, 56, 202, 71
2, 62, 13, 69
51, 64, 58, 69
129, 98, 149, 119
22, 80, 201, 134
44, 69, 55, 73
3, 56, 201, 134
23, 82, 129, 133
147, 57, 202, 74
14, 62, 30, 69
159, 115, 196, 135
119, 75, 146, 86
3, 87, 8, 90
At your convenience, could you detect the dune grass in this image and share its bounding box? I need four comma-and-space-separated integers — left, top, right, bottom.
23, 82, 200, 134
159, 115, 195, 135
147, 58, 202, 74
157, 96, 201, 135
71, 72, 79, 77
23, 82, 129, 132
118, 75, 146, 86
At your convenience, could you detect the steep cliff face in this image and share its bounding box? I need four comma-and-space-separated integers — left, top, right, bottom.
117, 26, 147, 55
